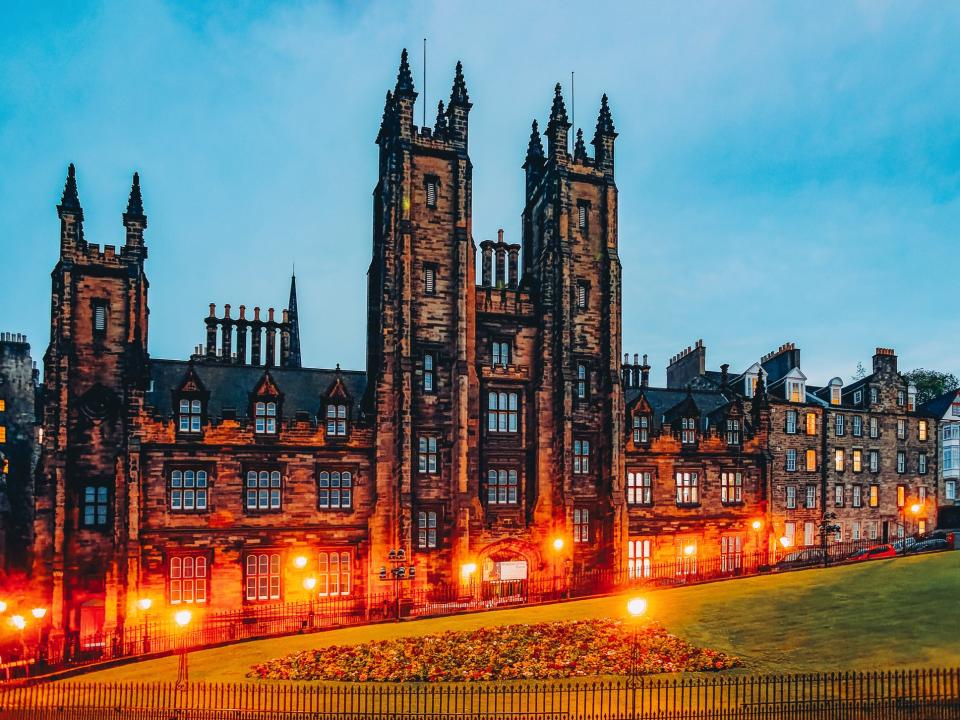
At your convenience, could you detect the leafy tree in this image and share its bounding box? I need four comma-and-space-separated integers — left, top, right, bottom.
902, 369, 960, 405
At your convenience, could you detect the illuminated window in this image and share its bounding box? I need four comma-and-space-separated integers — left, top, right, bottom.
178, 398, 202, 433
720, 535, 742, 573
745, 374, 758, 397
82, 485, 109, 527
786, 484, 797, 509
318, 551, 351, 596
254, 401, 277, 434
675, 539, 698, 577
487, 391, 519, 432
830, 386, 841, 405
491, 342, 510, 367
675, 471, 699, 505
317, 470, 352, 509
806, 413, 817, 436
869, 484, 879, 508
720, 472, 742, 504
786, 449, 797, 472
424, 264, 437, 295
852, 449, 862, 473
576, 364, 588, 400
835, 415, 845, 436
834, 484, 844, 507
632, 415, 649, 443
417, 512, 438, 549
834, 449, 845, 472
573, 439, 590, 474
852, 485, 862, 508
725, 419, 740, 445
326, 403, 348, 436
245, 470, 281, 510
0, 426, 5, 444
681, 417, 697, 445
787, 381, 803, 403
785, 410, 797, 434
805, 449, 817, 472
897, 451, 906, 474
628, 538, 651, 579
418, 436, 439, 474
919, 452, 927, 474
897, 484, 906, 508
0, 400, 5, 412
170, 469, 208, 511
169, 555, 207, 605
918, 420, 928, 441
245, 553, 280, 602
487, 469, 518, 504
626, 471, 652, 506
423, 353, 434, 392
852, 416, 862, 437
573, 508, 590, 543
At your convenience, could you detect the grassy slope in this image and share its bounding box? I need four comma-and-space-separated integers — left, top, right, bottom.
73, 553, 960, 684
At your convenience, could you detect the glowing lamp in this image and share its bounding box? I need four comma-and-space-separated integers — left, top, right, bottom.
751, 520, 763, 531
293, 555, 308, 569
683, 544, 696, 556
0, 600, 7, 614
626, 597, 648, 618
303, 577, 317, 591
137, 598, 153, 612
910, 503, 922, 515
10, 615, 25, 631
460, 562, 477, 580
552, 538, 565, 552
174, 610, 192, 628
30, 607, 46, 620
779, 536, 793, 548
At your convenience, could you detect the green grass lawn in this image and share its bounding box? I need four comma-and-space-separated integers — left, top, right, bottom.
73, 552, 960, 684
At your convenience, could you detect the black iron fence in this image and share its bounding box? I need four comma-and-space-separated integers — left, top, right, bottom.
5, 537, 948, 681
0, 667, 957, 719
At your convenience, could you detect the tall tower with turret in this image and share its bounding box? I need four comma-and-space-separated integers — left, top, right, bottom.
34, 166, 150, 640
365, 51, 479, 582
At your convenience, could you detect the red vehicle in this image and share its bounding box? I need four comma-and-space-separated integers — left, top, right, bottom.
847, 544, 897, 562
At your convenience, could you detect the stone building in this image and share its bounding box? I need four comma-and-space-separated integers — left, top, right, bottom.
0, 332, 40, 572
920, 389, 960, 528
31, 52, 629, 640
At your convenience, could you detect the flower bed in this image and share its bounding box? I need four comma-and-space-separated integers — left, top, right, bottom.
247, 619, 741, 682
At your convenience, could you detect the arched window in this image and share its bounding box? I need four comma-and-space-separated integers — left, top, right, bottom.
326, 403, 348, 436
255, 401, 277, 434
169, 555, 207, 605
318, 470, 352, 509
487, 469, 519, 504
178, 398, 202, 432
170, 469, 208, 511
317, 551, 351, 597
246, 470, 281, 510
487, 391, 518, 432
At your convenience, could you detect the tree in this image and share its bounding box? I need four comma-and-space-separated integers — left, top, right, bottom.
851, 362, 867, 382
902, 369, 960, 405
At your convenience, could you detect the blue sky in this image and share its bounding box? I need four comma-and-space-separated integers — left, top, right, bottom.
1, 1, 957, 385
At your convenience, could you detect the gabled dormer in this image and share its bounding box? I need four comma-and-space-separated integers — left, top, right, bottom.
782, 367, 807, 403
322, 365, 352, 439
173, 363, 209, 435
741, 362, 761, 398
250, 370, 282, 436
628, 394, 653, 447
666, 391, 701, 446
723, 399, 746, 446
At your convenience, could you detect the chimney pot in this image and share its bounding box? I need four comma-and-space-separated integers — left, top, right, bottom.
239, 305, 246, 320
209, 303, 216, 318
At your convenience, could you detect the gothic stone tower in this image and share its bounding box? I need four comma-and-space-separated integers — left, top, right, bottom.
522, 89, 624, 574
33, 167, 150, 638
366, 52, 479, 583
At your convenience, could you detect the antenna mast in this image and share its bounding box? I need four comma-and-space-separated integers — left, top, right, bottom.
571, 70, 575, 152
423, 38, 427, 128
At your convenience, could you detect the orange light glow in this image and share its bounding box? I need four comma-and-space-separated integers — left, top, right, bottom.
0, 600, 7, 614
30, 607, 46, 620
910, 503, 922, 515
303, 577, 317, 591
174, 610, 192, 628
293, 555, 308, 569
552, 538, 565, 552
137, 598, 153, 612
683, 544, 696, 556
626, 597, 648, 617
10, 615, 25, 631
779, 536, 793, 548
460, 562, 477, 580
751, 520, 763, 531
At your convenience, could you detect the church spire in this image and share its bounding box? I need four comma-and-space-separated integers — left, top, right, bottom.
287, 271, 302, 369
449, 60, 469, 106
395, 48, 415, 97
58, 163, 83, 219
123, 171, 146, 224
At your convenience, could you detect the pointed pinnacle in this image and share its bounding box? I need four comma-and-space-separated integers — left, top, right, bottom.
435, 100, 448, 132
59, 162, 82, 214
395, 48, 415, 96
596, 93, 616, 135
450, 60, 469, 106
574, 128, 587, 160
549, 83, 568, 126
526, 119, 544, 161
124, 171, 145, 221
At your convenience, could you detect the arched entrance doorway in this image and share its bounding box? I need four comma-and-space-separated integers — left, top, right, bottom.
475, 539, 543, 602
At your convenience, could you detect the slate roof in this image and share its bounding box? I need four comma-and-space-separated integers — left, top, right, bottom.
145, 359, 367, 421
920, 388, 960, 419
626, 387, 732, 430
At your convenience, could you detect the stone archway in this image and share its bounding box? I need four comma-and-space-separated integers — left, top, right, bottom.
475, 538, 544, 582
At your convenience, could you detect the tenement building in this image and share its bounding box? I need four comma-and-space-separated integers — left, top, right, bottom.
28, 51, 941, 643
922, 389, 960, 528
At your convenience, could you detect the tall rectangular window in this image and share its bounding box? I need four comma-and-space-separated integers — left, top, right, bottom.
720, 535, 742, 573
577, 202, 588, 230
82, 485, 109, 527
852, 484, 863, 508
784, 522, 796, 546
897, 419, 906, 440
919, 452, 927, 474
786, 484, 797, 509
726, 419, 741, 445
425, 179, 438, 208
576, 281, 588, 310
805, 449, 817, 472
681, 417, 697, 444
897, 451, 906, 474
720, 472, 742, 504
246, 470, 281, 510
317, 470, 352, 509
803, 522, 815, 547
423, 353, 434, 393
834, 449, 845, 472
869, 484, 879, 507
852, 415, 863, 437
318, 551, 351, 597
326, 403, 348, 436
785, 410, 797, 434
834, 484, 844, 507
418, 511, 438, 549
93, 301, 107, 335
632, 415, 649, 443
418, 436, 438, 474
487, 469, 518, 504
675, 472, 699, 505
918, 420, 928, 441
946, 480, 957, 501
852, 449, 862, 473
178, 399, 202, 433
169, 555, 207, 605
491, 342, 509, 367
627, 471, 653, 506
897, 484, 906, 508
869, 450, 879, 472
487, 391, 519, 432
576, 364, 588, 400
245, 553, 281, 602
675, 539, 698, 577
628, 538, 651, 579
170, 469, 208, 511
254, 401, 277, 434
788, 381, 803, 403
573, 440, 590, 474
424, 265, 437, 295
835, 415, 845, 436
573, 508, 590, 543
806, 413, 817, 436
869, 417, 879, 438
786, 449, 797, 472
805, 484, 817, 509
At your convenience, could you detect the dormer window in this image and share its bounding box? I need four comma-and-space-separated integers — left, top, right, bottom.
632, 415, 649, 443
681, 417, 697, 444
831, 387, 841, 405
745, 375, 758, 398
726, 419, 741, 445
787, 381, 804, 403
255, 401, 277, 434
326, 403, 348, 436
178, 398, 202, 433
854, 390, 863, 405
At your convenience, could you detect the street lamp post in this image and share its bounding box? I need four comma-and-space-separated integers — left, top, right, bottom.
137, 598, 152, 653
30, 608, 46, 663
174, 609, 192, 690
626, 597, 648, 719
378, 548, 415, 621
302, 577, 317, 630
10, 615, 26, 662
551, 538, 564, 599
751, 520, 764, 570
